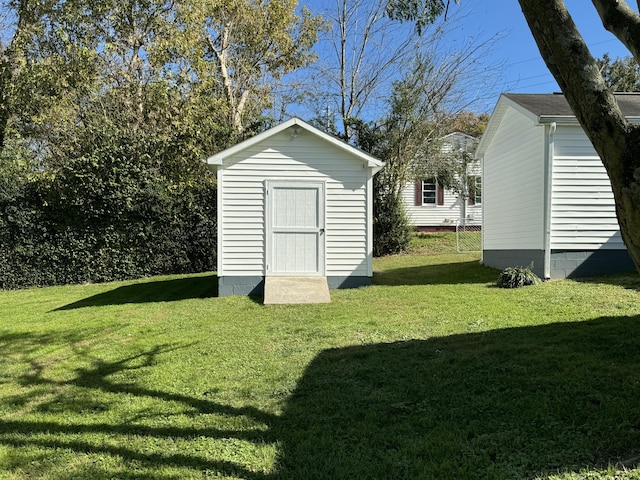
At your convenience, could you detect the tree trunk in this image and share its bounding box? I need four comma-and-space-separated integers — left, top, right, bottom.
518, 0, 640, 273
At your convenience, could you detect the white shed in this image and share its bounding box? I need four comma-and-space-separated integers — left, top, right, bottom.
206, 117, 384, 297
476, 92, 638, 279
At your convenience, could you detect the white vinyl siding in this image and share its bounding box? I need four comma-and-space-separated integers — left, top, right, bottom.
401, 132, 482, 227
550, 125, 624, 250
402, 184, 482, 226
482, 107, 545, 250
218, 129, 370, 277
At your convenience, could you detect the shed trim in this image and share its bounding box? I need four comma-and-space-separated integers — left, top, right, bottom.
205, 117, 384, 172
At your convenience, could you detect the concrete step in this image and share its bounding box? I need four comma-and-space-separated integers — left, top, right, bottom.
263, 276, 331, 305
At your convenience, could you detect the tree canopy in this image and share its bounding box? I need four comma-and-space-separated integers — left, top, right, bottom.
597, 53, 640, 92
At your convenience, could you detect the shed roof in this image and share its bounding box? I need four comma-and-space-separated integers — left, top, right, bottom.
476, 92, 640, 158
205, 117, 384, 172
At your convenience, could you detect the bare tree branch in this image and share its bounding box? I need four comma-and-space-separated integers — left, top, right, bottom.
591, 0, 640, 63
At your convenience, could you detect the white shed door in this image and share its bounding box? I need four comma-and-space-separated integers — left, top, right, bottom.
266, 181, 325, 276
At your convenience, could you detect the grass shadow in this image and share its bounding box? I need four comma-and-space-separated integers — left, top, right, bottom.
574, 271, 640, 292
2, 337, 274, 479
374, 260, 499, 286
272, 316, 640, 479
3, 315, 640, 478
54, 274, 218, 310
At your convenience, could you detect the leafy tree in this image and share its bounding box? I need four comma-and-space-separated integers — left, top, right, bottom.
596, 53, 640, 92
0, 0, 92, 154
517, 0, 640, 273
386, 0, 459, 34
348, 118, 412, 256
446, 111, 490, 138
172, 0, 324, 136
354, 52, 486, 255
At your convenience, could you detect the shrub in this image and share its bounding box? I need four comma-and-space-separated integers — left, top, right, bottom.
0, 127, 217, 290
373, 178, 411, 257
496, 264, 541, 289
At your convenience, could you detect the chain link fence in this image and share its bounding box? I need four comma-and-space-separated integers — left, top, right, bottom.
456, 221, 482, 253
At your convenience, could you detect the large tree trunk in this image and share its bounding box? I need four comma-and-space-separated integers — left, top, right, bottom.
518, 0, 640, 273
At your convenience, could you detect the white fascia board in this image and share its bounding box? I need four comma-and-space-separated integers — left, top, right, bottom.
205, 118, 300, 166
442, 131, 478, 142
476, 94, 553, 159
205, 117, 385, 172
475, 95, 511, 158
537, 115, 640, 126
537, 115, 578, 125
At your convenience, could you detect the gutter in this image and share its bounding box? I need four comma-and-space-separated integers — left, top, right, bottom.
538, 115, 640, 125
543, 122, 556, 279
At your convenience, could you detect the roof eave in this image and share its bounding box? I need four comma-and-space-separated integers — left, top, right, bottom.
538, 115, 640, 125
204, 117, 384, 171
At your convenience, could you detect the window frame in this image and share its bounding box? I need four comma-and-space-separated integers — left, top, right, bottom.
422, 178, 437, 205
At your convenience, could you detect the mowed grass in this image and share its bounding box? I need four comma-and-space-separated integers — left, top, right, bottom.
1, 233, 640, 479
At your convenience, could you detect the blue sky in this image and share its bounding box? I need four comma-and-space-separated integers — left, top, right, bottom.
296, 1, 637, 116
443, 0, 635, 111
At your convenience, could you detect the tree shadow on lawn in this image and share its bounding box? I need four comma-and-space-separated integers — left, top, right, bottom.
574, 271, 640, 292
2, 340, 276, 479
374, 260, 499, 286
1, 317, 640, 478
272, 315, 640, 479
54, 274, 217, 310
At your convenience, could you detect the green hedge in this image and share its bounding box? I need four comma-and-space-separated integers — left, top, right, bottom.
373, 176, 411, 257
0, 146, 217, 290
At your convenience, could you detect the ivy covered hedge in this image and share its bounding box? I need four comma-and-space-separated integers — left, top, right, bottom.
0, 135, 217, 290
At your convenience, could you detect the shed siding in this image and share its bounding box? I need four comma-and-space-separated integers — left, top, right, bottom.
482, 107, 545, 250
551, 126, 624, 250
219, 129, 370, 277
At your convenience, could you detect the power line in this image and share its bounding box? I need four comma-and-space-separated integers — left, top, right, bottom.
508, 38, 620, 66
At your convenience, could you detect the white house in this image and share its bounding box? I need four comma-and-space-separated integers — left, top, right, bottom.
206, 117, 384, 297
476, 92, 638, 279
401, 132, 482, 231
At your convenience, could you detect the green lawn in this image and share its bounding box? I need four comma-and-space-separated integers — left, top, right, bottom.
1, 235, 640, 479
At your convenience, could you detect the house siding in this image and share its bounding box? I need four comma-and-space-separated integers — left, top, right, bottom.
550, 125, 625, 250
482, 107, 545, 251
402, 132, 481, 228
218, 129, 371, 279
402, 185, 481, 228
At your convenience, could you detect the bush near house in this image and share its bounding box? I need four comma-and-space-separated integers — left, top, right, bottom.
497, 264, 541, 289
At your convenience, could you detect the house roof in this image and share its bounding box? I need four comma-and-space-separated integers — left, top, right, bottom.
476, 92, 640, 158
205, 117, 385, 172
504, 92, 640, 118
442, 131, 478, 142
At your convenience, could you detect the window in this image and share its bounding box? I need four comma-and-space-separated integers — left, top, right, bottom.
469, 175, 482, 205
415, 179, 443, 206
422, 179, 437, 204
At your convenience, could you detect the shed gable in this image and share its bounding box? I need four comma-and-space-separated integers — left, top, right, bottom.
213, 121, 380, 290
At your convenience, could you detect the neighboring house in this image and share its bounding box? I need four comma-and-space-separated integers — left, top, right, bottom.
206, 117, 384, 297
401, 132, 482, 231
476, 92, 637, 279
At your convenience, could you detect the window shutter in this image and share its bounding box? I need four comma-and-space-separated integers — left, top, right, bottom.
414, 182, 422, 206
437, 183, 444, 206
